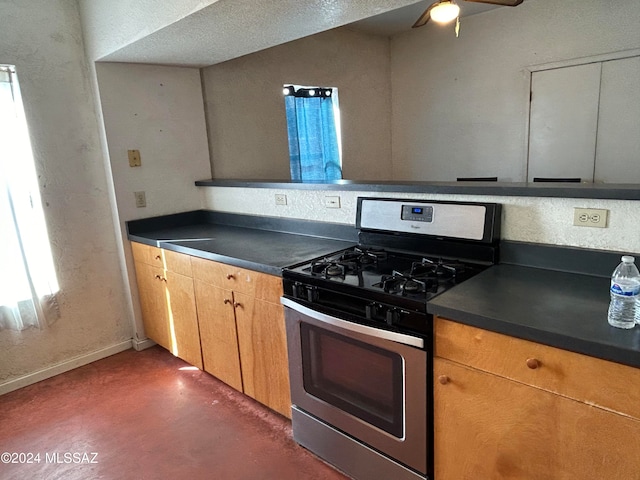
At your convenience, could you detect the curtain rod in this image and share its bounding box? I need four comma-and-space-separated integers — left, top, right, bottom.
283, 85, 333, 98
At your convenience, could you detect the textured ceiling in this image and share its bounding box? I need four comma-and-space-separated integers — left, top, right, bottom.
95, 0, 510, 67
98, 0, 425, 67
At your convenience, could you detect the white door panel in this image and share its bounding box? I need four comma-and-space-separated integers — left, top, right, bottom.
527, 63, 601, 182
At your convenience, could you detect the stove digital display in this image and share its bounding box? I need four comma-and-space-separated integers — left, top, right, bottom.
401, 205, 433, 222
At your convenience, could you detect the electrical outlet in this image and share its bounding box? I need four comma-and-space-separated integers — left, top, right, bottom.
573, 208, 608, 228
128, 149, 141, 167
275, 194, 287, 206
324, 196, 341, 208
134, 191, 146, 208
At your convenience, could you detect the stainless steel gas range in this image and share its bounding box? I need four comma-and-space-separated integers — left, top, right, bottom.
281, 197, 501, 480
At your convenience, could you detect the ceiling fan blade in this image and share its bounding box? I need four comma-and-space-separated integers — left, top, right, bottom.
412, 1, 439, 28
464, 0, 523, 6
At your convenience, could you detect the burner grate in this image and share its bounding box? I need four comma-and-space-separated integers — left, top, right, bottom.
338, 246, 387, 267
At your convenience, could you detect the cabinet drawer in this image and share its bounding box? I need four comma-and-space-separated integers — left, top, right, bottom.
162, 249, 192, 277
434, 316, 640, 420
131, 242, 192, 277
191, 257, 283, 303
131, 242, 164, 268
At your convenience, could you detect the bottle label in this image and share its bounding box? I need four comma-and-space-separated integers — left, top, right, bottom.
611, 282, 640, 297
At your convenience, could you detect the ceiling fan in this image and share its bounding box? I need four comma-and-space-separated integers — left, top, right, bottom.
412, 0, 524, 29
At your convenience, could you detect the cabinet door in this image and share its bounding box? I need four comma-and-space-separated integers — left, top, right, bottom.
434, 357, 640, 480
134, 261, 171, 351
527, 63, 601, 182
133, 259, 202, 369
234, 292, 291, 418
194, 280, 243, 392
594, 56, 640, 183
164, 270, 202, 370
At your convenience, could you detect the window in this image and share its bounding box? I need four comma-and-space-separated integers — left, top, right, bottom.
283, 85, 342, 182
0, 65, 59, 330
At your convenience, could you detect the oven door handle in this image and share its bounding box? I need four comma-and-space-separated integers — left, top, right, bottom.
281, 297, 424, 349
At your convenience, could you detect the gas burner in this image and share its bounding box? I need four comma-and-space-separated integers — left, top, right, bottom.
374, 270, 437, 297
326, 264, 344, 277
403, 279, 422, 293
309, 260, 355, 279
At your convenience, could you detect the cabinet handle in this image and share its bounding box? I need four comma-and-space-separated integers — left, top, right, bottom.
226, 274, 235, 280
154, 255, 161, 260
526, 358, 540, 369
224, 298, 232, 305
438, 375, 450, 385
233, 301, 242, 308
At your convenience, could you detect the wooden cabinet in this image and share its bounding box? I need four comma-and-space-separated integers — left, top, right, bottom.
132, 242, 291, 417
433, 316, 640, 480
131, 242, 203, 369
191, 256, 291, 418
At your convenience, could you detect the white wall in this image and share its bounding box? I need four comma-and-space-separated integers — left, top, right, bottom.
96, 63, 211, 221
390, 0, 640, 181
96, 62, 211, 339
200, 187, 640, 254
0, 0, 132, 392
201, 27, 393, 180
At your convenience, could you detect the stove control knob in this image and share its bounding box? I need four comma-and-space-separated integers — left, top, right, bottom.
306, 286, 318, 303
385, 308, 397, 325
365, 303, 373, 320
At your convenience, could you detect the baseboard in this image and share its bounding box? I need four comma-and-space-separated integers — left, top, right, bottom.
132, 337, 156, 351
0, 340, 133, 396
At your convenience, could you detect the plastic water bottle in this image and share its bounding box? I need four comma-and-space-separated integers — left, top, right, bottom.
607, 255, 640, 329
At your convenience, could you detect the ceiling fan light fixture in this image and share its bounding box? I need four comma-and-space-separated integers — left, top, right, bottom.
429, 1, 460, 24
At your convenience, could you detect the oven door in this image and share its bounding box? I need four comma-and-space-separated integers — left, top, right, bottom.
282, 297, 428, 475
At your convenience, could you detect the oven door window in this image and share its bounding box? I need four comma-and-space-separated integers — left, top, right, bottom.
300, 323, 404, 438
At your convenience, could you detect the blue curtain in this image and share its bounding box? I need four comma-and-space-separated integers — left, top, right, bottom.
285, 95, 341, 182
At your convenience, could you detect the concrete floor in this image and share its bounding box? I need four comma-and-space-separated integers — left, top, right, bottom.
0, 346, 350, 480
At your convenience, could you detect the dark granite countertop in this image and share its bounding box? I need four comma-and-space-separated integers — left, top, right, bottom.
427, 264, 640, 369
127, 211, 357, 276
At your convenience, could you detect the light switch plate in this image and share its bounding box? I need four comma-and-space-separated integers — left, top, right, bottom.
573, 208, 608, 228
128, 149, 141, 167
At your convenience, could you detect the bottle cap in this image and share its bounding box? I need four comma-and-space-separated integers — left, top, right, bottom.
621, 255, 635, 263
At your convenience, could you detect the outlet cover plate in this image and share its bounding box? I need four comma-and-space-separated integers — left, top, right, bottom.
573, 208, 608, 228
275, 194, 287, 206
134, 191, 146, 208
324, 196, 341, 208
